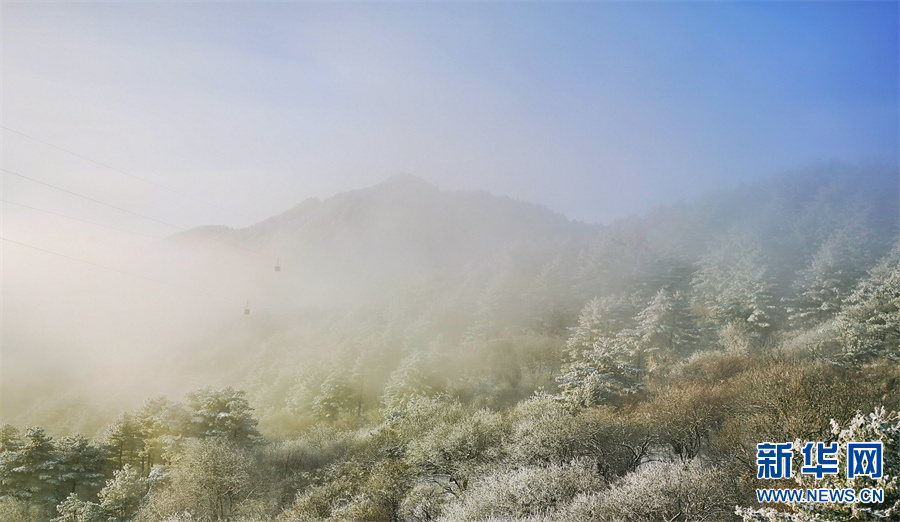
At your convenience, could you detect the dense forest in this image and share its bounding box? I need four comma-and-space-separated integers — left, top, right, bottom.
2, 163, 899, 521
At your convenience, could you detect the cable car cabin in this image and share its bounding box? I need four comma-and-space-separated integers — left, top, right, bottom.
244, 301, 251, 315
275, 259, 281, 272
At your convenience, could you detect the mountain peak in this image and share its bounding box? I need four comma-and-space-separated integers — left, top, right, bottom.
373, 173, 440, 194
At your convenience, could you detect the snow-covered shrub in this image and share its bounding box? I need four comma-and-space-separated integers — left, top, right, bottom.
556, 459, 738, 522
437, 459, 602, 521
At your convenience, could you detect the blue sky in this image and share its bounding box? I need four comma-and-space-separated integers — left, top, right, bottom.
2, 1, 897, 228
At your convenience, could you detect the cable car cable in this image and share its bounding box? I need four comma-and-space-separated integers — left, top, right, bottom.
1, 131, 289, 268
1, 126, 253, 221
1, 236, 235, 303
2, 168, 277, 262
1, 199, 166, 239
2, 168, 183, 230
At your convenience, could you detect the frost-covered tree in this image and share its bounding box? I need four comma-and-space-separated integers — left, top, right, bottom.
311, 368, 358, 420
557, 337, 642, 407
137, 439, 257, 521
53, 435, 106, 500
788, 224, 870, 328
523, 253, 580, 336
436, 459, 603, 521
104, 413, 146, 471
836, 243, 900, 360
737, 407, 900, 521
573, 220, 654, 298
185, 387, 262, 444
399, 482, 448, 522
0, 427, 59, 504
136, 396, 189, 468
558, 297, 642, 406
692, 232, 778, 344
98, 464, 148, 521
465, 270, 517, 342
649, 382, 732, 462
0, 425, 21, 453
507, 395, 650, 476
564, 296, 634, 358
52, 494, 100, 522
405, 407, 506, 496
632, 288, 700, 370
557, 460, 739, 522
382, 351, 437, 410
53, 465, 150, 522
7, 434, 105, 519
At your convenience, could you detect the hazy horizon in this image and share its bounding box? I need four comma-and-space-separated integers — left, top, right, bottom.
3, 2, 897, 232
1, 5, 900, 519
3, 0, 899, 430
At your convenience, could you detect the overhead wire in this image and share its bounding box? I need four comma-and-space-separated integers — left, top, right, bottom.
1, 130, 285, 313
1, 199, 166, 239
1, 126, 253, 221
1, 236, 235, 303
2, 167, 279, 261
1, 130, 293, 267
3, 168, 184, 231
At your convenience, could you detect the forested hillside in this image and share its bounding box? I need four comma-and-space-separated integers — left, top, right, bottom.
2, 162, 899, 521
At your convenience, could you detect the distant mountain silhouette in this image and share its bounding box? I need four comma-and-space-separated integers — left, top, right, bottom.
8, 164, 897, 432
174, 175, 598, 293
170, 164, 897, 311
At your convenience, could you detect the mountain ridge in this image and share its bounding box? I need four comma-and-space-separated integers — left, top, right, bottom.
167, 164, 898, 309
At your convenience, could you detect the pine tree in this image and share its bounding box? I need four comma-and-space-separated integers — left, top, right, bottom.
104, 413, 146, 472
185, 387, 262, 444
0, 425, 21, 453
97, 465, 148, 521
557, 337, 642, 407
573, 220, 653, 298
382, 351, 437, 410
564, 296, 634, 359
632, 289, 700, 370
52, 465, 148, 522
789, 225, 870, 328
136, 396, 188, 468
312, 370, 357, 420
52, 493, 101, 522
557, 297, 642, 406
837, 243, 900, 360
0, 427, 59, 504
692, 232, 777, 344
53, 435, 106, 500
524, 255, 578, 336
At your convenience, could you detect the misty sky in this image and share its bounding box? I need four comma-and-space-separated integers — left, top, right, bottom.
2, 1, 898, 231
1, 1, 899, 430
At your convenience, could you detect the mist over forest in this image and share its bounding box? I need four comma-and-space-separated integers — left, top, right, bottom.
3, 1, 899, 520
6, 163, 894, 434
3, 161, 899, 521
